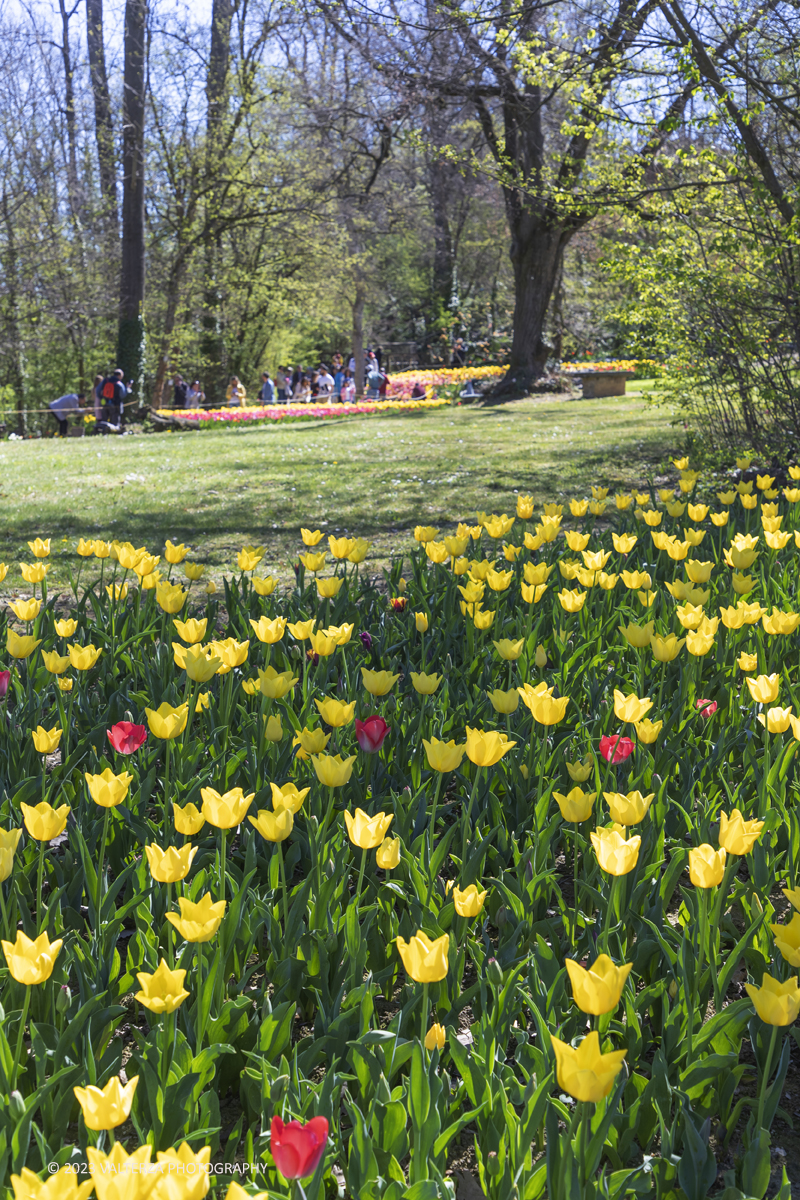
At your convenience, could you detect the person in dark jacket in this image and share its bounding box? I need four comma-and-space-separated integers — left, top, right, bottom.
173, 375, 189, 408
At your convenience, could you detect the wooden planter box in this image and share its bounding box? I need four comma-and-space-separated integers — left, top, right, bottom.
578, 370, 634, 399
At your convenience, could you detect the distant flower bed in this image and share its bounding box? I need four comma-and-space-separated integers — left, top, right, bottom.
387, 365, 505, 398
155, 395, 450, 427
560, 359, 661, 374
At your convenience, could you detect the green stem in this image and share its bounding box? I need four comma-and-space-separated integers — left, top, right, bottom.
11, 986, 31, 1088
95, 807, 111, 937
579, 1101, 591, 1199
163, 740, 172, 832
757, 1024, 779, 1131
461, 769, 482, 881
219, 829, 227, 904
420, 981, 430, 1047
425, 773, 444, 906
353, 846, 367, 910
195, 940, 205, 1056
573, 822, 580, 948
36, 841, 45, 930
601, 874, 620, 954
278, 840, 289, 935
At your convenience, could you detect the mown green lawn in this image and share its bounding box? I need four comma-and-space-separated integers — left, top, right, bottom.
2, 385, 676, 591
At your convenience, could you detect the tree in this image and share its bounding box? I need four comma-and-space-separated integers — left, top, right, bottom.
86, 0, 117, 229
118, 0, 148, 399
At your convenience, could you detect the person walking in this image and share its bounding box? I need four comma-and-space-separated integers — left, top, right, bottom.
172, 374, 188, 408
186, 380, 205, 408
225, 376, 246, 406
49, 391, 85, 437
275, 366, 289, 402
333, 360, 344, 402
100, 369, 127, 427
317, 365, 334, 398
259, 372, 275, 404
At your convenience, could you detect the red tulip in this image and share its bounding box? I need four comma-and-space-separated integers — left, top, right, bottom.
599, 734, 634, 763
356, 715, 390, 753
391, 596, 407, 611
696, 698, 717, 719
270, 1114, 329, 1180
107, 721, 147, 755
0, 670, 10, 701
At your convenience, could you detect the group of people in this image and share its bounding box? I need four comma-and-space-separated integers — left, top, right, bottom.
169, 348, 396, 410
48, 369, 131, 437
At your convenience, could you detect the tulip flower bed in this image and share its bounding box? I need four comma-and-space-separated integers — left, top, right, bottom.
160, 395, 451, 427
2, 453, 800, 1200
386, 366, 506, 399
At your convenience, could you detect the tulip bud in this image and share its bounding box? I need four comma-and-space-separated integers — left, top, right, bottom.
9, 1091, 25, 1120
669, 980, 678, 998
534, 644, 547, 668
376, 1074, 392, 1105
487, 1152, 502, 1179
486, 957, 503, 987
520, 764, 529, 780
398, 577, 407, 593
56, 984, 71, 1013
496, 905, 510, 929
289, 644, 301, 659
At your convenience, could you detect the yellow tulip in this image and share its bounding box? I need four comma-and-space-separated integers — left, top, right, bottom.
134, 958, 190, 1013
521, 582, 548, 604
173, 617, 208, 644
164, 893, 226, 944
488, 687, 519, 714
315, 696, 356, 727
425, 1023, 446, 1052
9, 597, 41, 622
31, 725, 62, 754
85, 1145, 154, 1200
184, 562, 205, 581
292, 727, 330, 757
252, 574, 277, 595
92, 541, 111, 559
376, 836, 401, 869
21, 801, 70, 841
270, 782, 310, 813
613, 689, 652, 723
591, 828, 641, 875
604, 790, 653, 825
133, 553, 160, 579
553, 787, 595, 822
473, 607, 495, 629
651, 635, 685, 662
396, 930, 449, 982
7, 630, 41, 659
182, 644, 222, 683
551, 1031, 627, 1102
155, 581, 187, 614
732, 572, 756, 595
745, 973, 800, 1026
612, 532, 637, 552
689, 844, 726, 887
317, 577, 343, 599
301, 527, 324, 545
348, 537, 370, 564
309, 629, 338, 656
237, 547, 264, 571
424, 737, 466, 772
493, 638, 524, 661
249, 806, 294, 842
85, 769, 132, 809
1, 930, 63, 985
20, 562, 48, 584
565, 954, 632, 1014
145, 701, 188, 740
329, 535, 356, 559
758, 705, 793, 733
141, 570, 162, 590
208, 637, 249, 673
517, 494, 535, 518
68, 644, 103, 671
200, 787, 254, 829
557, 588, 586, 613
41, 650, 70, 675
771, 914, 800, 967
258, 665, 299, 699
264, 714, 284, 741
453, 883, 487, 917
566, 756, 593, 782
634, 718, 662, 744
26, 537, 50, 558
518, 682, 569, 725
344, 808, 393, 849
73, 1075, 139, 1131
410, 671, 442, 695
76, 538, 95, 556
747, 673, 780, 704
361, 667, 400, 696
738, 652, 758, 672
465, 726, 516, 767
163, 539, 188, 564
763, 609, 800, 635
55, 618, 77, 637
719, 809, 763, 855
173, 801, 205, 835
57, 677, 73, 693
685, 559, 713, 583
413, 524, 442, 546
145, 842, 197, 883
414, 612, 429, 633
311, 753, 356, 787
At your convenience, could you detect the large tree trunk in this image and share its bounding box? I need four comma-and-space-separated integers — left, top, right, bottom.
200, 0, 234, 404
58, 0, 79, 215
488, 222, 570, 399
117, 0, 148, 402
86, 0, 117, 229
352, 284, 365, 400
1, 189, 26, 435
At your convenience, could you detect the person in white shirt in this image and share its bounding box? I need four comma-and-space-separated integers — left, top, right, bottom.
317, 367, 334, 397
49, 392, 85, 437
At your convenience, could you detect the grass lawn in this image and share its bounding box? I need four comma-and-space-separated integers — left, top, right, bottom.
2, 384, 677, 592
